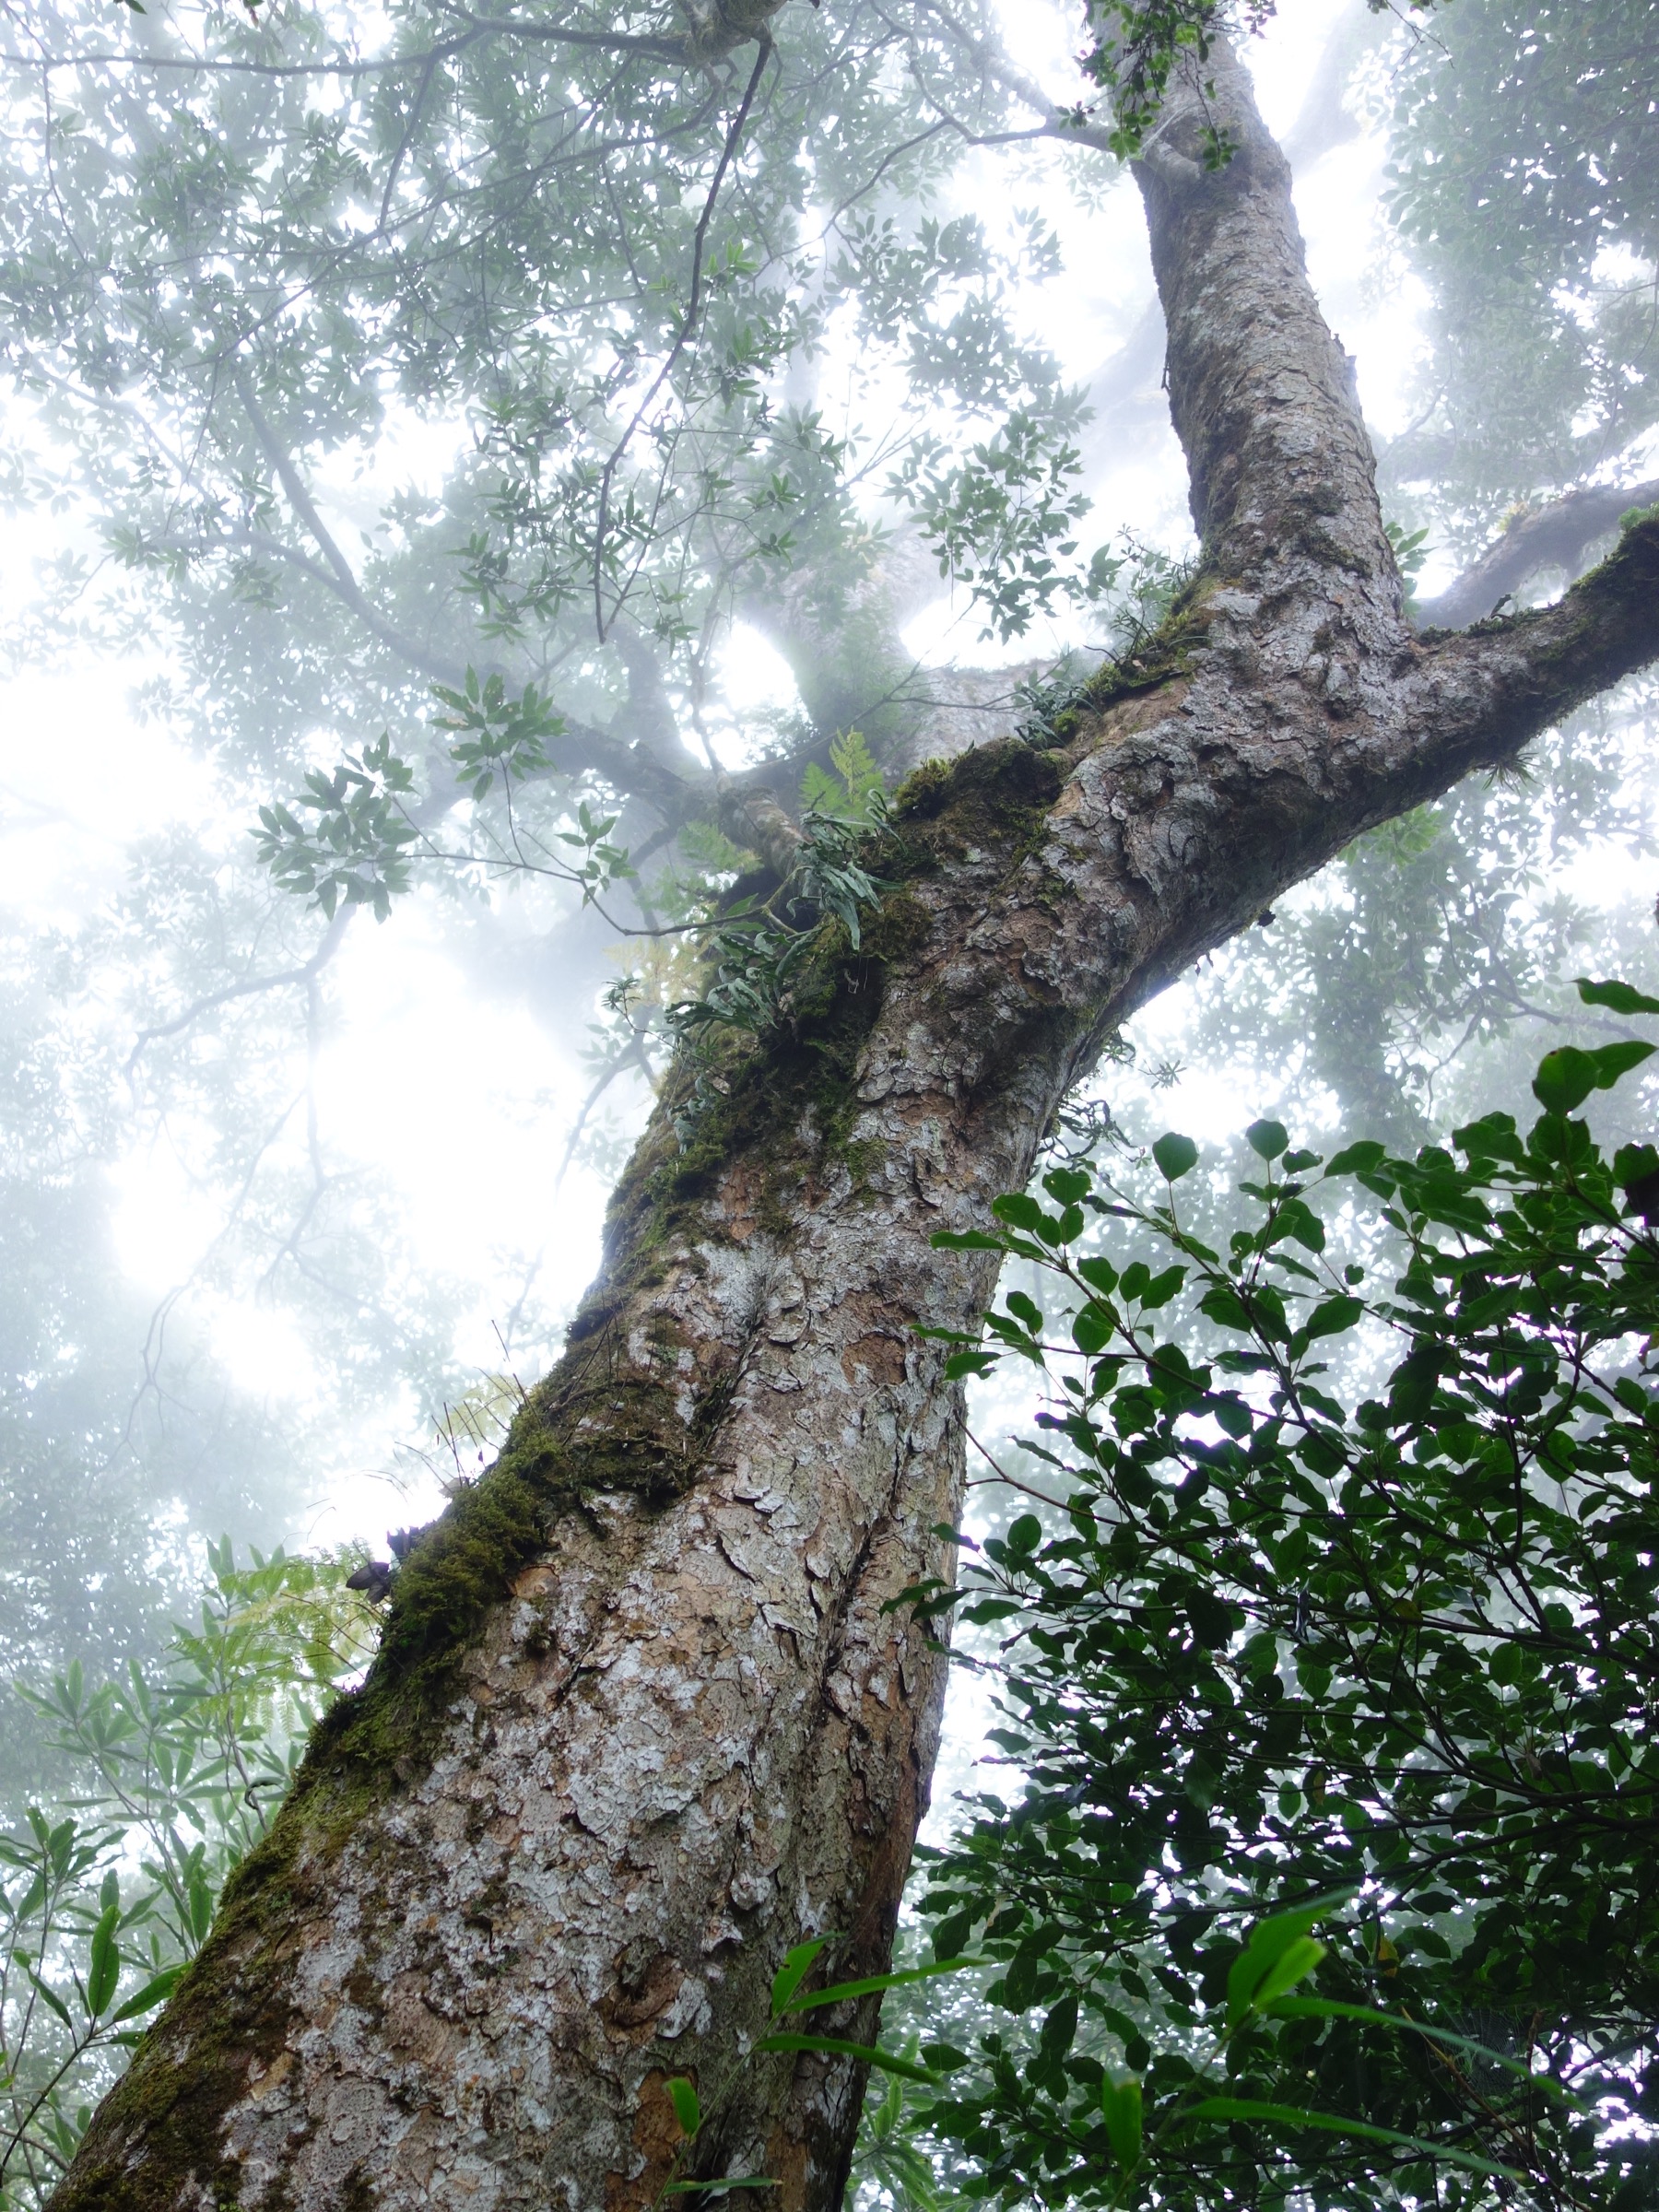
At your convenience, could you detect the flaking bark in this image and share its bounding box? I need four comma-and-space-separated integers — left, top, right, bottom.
49, 30, 1659, 2212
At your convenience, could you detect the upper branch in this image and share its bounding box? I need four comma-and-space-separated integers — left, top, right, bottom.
229, 371, 712, 827
1413, 516, 1659, 763
234, 367, 462, 690
1418, 477, 1659, 631
4, 0, 787, 78
123, 911, 350, 1083
905, 0, 1124, 158
592, 33, 772, 641
1134, 35, 1390, 597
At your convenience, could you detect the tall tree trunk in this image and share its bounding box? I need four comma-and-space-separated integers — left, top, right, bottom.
51, 32, 1659, 2212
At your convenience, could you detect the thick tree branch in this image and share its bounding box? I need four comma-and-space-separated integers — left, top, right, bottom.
1415, 516, 1659, 751
1279, 0, 1382, 170
1136, 39, 1388, 591
1417, 477, 1659, 630
717, 782, 803, 873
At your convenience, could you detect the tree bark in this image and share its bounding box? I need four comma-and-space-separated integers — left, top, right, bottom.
50, 30, 1659, 2212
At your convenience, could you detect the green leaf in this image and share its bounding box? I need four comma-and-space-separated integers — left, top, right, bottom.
1043, 1167, 1091, 1205
1302, 1295, 1362, 1341
770, 1936, 834, 2018
1100, 2074, 1142, 2168
1248, 1935, 1325, 2008
24, 1965, 74, 2030
667, 2077, 702, 2138
88, 1902, 122, 2018
1271, 1197, 1325, 1253
1324, 1140, 1386, 1176
1039, 1989, 1078, 2058
1152, 1132, 1198, 1182
776, 1959, 974, 2015
660, 2182, 779, 2197
1072, 1303, 1112, 1354
1225, 1899, 1348, 2027
1527, 1034, 1658, 1119
1198, 1282, 1252, 1332
1576, 977, 1659, 1017
1386, 1346, 1441, 1424
1590, 1038, 1655, 1087
1210, 1392, 1253, 1438
945, 1349, 998, 1381
1246, 1118, 1288, 1160
755, 2034, 942, 2082
110, 1964, 186, 2025
1183, 2099, 1521, 2179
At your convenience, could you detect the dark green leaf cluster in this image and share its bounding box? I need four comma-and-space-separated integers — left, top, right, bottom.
252, 734, 418, 924
253, 670, 632, 922
907, 981, 1659, 2208
431, 667, 564, 804
665, 802, 888, 1130
893, 407, 1093, 645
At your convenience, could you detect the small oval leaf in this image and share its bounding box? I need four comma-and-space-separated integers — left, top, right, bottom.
667, 2077, 701, 2139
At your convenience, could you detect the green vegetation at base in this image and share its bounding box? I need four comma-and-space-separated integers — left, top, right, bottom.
0, 1546, 374, 2210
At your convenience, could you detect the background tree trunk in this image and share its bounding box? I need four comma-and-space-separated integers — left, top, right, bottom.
48, 31, 1659, 2212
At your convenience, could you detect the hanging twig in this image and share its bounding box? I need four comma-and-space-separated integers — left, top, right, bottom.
592, 35, 773, 642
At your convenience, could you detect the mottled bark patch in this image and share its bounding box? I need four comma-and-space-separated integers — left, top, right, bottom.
606, 2069, 689, 2212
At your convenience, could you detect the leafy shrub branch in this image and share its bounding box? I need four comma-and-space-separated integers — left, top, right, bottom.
896, 977, 1659, 2209
253, 672, 632, 923
0, 1545, 374, 2208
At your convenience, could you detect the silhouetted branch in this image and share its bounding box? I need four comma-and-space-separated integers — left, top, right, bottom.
1418, 477, 1659, 630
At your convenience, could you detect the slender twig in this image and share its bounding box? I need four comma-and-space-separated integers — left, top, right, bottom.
124, 910, 349, 1084
232, 367, 462, 688
592, 36, 772, 642
964, 1424, 1079, 1516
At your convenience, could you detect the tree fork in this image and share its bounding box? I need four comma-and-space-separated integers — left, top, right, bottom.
49, 32, 1659, 2212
